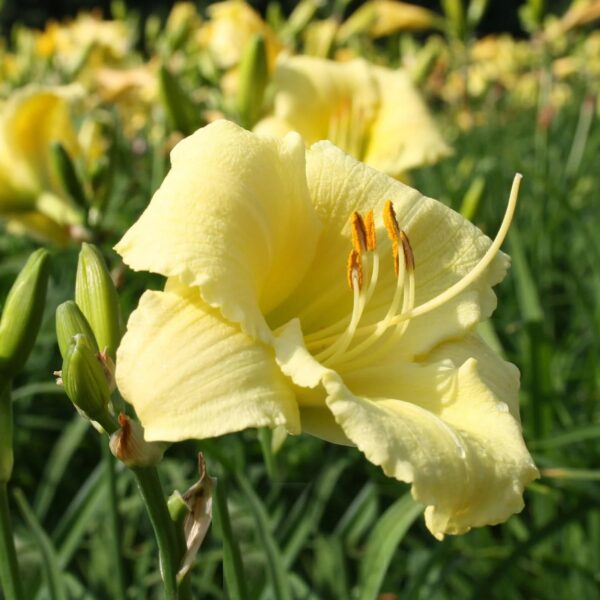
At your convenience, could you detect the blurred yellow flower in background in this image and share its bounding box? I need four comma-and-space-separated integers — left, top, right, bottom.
255, 56, 451, 177
0, 87, 86, 244
115, 121, 538, 539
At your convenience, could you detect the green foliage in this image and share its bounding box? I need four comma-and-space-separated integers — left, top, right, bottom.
0, 5, 599, 599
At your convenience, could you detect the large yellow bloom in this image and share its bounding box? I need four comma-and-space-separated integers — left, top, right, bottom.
255, 56, 451, 177
0, 86, 84, 244
115, 121, 538, 538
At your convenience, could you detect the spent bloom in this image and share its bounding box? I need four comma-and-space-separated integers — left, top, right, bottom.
115, 121, 538, 538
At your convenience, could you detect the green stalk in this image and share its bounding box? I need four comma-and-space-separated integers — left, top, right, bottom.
0, 482, 23, 600
213, 478, 248, 600
0, 383, 22, 600
133, 467, 183, 600
101, 442, 127, 600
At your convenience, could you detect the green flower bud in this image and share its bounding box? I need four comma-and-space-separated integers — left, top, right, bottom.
56, 300, 98, 359
158, 65, 201, 136
109, 414, 168, 467
49, 141, 88, 209
75, 243, 122, 360
0, 384, 13, 483
281, 0, 320, 41
62, 334, 116, 432
0, 249, 50, 380
236, 33, 268, 130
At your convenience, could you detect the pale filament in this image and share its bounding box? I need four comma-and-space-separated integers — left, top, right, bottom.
326, 237, 415, 369
315, 252, 379, 363
307, 173, 522, 368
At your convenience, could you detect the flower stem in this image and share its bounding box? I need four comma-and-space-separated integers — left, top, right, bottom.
132, 466, 182, 599
0, 482, 23, 600
101, 442, 127, 600
0, 381, 23, 600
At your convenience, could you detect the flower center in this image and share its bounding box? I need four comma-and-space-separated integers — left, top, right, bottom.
327, 96, 374, 160
304, 174, 522, 370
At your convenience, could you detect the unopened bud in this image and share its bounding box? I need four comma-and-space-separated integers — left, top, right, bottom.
109, 414, 168, 467
158, 65, 201, 135
49, 141, 88, 209
281, 0, 320, 41
56, 300, 98, 359
237, 33, 269, 130
459, 176, 486, 222
0, 384, 13, 482
75, 243, 122, 360
0, 249, 50, 380
62, 334, 115, 432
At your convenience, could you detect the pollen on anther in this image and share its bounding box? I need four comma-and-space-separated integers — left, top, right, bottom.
346, 249, 363, 290
383, 200, 400, 242
351, 212, 368, 254
364, 210, 376, 251
400, 230, 415, 272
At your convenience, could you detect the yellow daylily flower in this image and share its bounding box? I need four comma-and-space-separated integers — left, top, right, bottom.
36, 12, 132, 78
254, 56, 451, 177
115, 121, 538, 539
0, 86, 84, 244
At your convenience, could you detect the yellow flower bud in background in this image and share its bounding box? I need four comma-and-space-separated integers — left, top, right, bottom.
55, 299, 98, 358
0, 248, 50, 381
75, 243, 122, 360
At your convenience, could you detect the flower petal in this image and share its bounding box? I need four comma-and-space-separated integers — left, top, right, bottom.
268, 142, 508, 359
115, 283, 300, 442
0, 86, 81, 207
363, 67, 452, 175
115, 120, 322, 342
270, 56, 379, 149
323, 334, 539, 538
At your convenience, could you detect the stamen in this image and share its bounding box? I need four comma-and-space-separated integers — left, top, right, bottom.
346, 249, 363, 290
390, 173, 522, 324
383, 200, 400, 241
364, 210, 376, 251
383, 200, 401, 275
351, 212, 368, 254
400, 230, 414, 272
329, 230, 411, 366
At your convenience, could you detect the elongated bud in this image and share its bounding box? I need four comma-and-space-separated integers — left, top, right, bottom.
75, 243, 122, 360
109, 414, 168, 467
459, 176, 485, 222
0, 384, 13, 482
281, 0, 320, 41
49, 142, 88, 209
62, 334, 116, 432
441, 0, 465, 39
0, 249, 50, 380
237, 33, 269, 129
56, 300, 98, 358
158, 65, 201, 135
